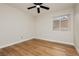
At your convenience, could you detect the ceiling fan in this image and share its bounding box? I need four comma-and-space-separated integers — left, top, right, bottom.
27, 3, 50, 13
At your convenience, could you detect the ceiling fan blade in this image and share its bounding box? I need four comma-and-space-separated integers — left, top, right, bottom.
37, 8, 40, 13
27, 6, 36, 9
40, 6, 49, 10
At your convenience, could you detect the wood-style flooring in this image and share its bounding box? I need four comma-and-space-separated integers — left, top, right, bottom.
0, 39, 78, 56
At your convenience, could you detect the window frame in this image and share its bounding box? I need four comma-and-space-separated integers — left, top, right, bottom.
53, 14, 71, 31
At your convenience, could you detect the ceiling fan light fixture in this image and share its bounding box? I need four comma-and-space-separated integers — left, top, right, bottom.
36, 5, 40, 8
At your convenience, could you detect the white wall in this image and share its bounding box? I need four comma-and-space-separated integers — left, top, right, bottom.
36, 9, 74, 44
0, 4, 35, 47
74, 4, 79, 49
0, 3, 75, 48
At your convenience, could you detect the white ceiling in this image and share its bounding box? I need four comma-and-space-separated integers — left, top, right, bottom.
5, 3, 74, 16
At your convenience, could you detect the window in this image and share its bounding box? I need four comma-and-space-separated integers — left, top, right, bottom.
53, 14, 71, 31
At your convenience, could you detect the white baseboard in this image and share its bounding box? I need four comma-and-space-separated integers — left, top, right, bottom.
74, 46, 79, 54
0, 38, 74, 49
0, 38, 33, 49
35, 38, 74, 46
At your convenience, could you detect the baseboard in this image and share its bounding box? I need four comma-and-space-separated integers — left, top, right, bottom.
34, 38, 74, 46
0, 38, 74, 49
74, 46, 79, 54
0, 38, 33, 49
